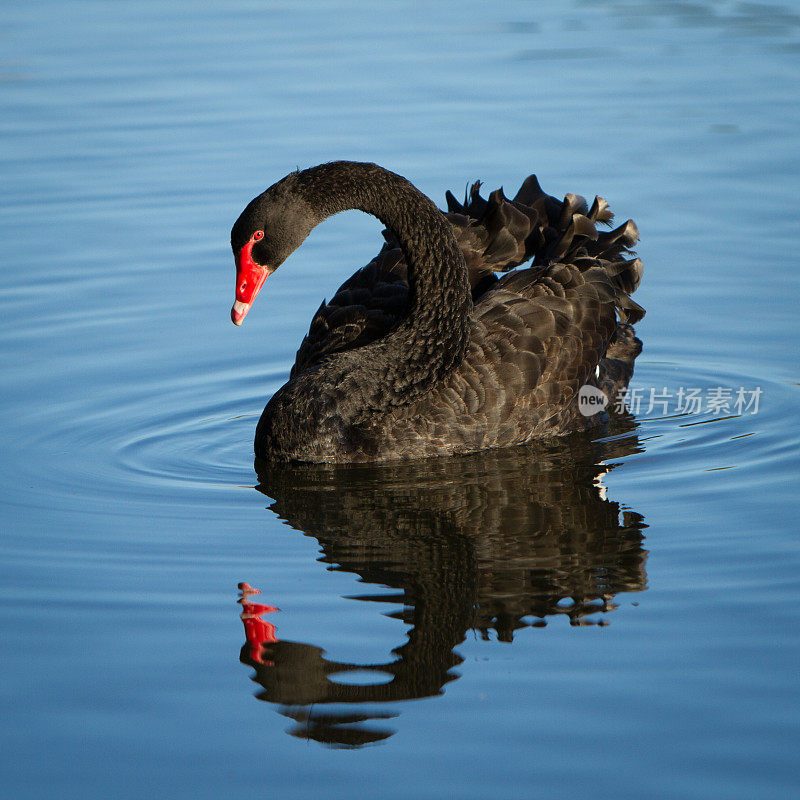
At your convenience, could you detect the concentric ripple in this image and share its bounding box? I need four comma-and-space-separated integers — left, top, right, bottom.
3, 340, 796, 521
1, 358, 289, 516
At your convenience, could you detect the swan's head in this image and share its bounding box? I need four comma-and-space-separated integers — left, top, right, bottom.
230, 176, 319, 326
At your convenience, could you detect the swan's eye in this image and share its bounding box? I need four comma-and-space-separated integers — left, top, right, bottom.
239, 282, 247, 293
252, 230, 264, 241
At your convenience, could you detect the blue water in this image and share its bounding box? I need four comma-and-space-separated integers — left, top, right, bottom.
1, 1, 799, 798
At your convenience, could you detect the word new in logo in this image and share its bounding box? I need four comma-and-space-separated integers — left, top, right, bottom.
577, 384, 609, 416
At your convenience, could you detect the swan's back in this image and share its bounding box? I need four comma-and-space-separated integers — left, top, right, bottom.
288, 176, 643, 459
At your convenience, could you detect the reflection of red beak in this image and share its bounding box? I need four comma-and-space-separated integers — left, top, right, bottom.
232, 235, 270, 326
238, 582, 278, 664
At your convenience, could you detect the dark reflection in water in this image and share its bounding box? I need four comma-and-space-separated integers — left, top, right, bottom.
239, 423, 647, 747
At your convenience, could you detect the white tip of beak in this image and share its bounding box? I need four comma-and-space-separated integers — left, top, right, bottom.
231, 300, 251, 326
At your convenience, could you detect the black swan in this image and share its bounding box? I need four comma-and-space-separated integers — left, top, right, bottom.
230, 161, 644, 463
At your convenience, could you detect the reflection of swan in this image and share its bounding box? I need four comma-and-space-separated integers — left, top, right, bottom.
230, 161, 644, 462
238, 426, 647, 747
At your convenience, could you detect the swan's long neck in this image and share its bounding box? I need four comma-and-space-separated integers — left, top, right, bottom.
295, 161, 473, 402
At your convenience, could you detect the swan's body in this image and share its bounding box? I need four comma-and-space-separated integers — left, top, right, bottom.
230, 162, 643, 463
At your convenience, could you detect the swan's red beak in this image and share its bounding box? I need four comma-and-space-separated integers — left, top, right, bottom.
231, 233, 271, 326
